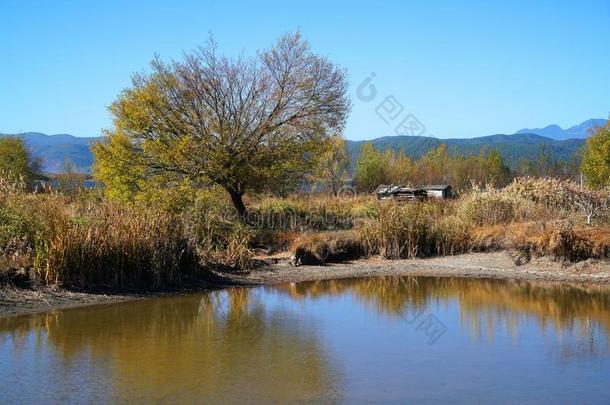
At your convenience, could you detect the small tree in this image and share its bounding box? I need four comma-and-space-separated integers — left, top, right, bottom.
58, 157, 81, 195
568, 184, 610, 225
94, 32, 349, 219
485, 149, 511, 186
0, 136, 42, 187
315, 135, 350, 196
582, 119, 610, 189
385, 148, 414, 185
92, 132, 146, 202
417, 144, 450, 185
354, 143, 388, 192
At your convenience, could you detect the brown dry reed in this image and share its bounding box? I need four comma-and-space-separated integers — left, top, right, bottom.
1, 177, 610, 290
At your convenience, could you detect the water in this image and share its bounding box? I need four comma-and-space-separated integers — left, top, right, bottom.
1, 277, 610, 403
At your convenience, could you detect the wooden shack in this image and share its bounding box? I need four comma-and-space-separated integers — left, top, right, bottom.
424, 185, 454, 199
374, 184, 427, 202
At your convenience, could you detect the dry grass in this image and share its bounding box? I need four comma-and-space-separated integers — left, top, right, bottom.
457, 189, 552, 226
43, 206, 197, 289
504, 177, 576, 211
2, 176, 610, 288
0, 194, 200, 289
329, 178, 610, 263
0, 192, 251, 289
471, 221, 610, 263
247, 194, 376, 231
358, 201, 471, 259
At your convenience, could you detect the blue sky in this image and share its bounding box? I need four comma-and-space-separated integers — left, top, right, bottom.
1, 0, 609, 140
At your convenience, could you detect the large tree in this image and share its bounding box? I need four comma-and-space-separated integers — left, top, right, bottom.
581, 119, 610, 189
94, 32, 349, 218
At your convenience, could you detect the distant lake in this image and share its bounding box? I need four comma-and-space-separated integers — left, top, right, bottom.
1, 277, 609, 403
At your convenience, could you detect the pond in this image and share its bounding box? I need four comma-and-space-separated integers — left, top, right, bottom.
1, 277, 610, 403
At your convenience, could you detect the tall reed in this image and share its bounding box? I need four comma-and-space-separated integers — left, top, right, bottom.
359, 202, 470, 259
42, 205, 198, 289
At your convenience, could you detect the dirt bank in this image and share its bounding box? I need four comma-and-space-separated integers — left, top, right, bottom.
225, 251, 610, 285
3, 251, 610, 318
0, 286, 140, 318
0, 279, 214, 319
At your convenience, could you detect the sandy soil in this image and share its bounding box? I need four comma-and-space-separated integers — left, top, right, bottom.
3, 251, 610, 318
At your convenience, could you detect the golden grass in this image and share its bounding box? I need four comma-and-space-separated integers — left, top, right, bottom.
2, 177, 610, 289
471, 221, 610, 262
0, 192, 242, 289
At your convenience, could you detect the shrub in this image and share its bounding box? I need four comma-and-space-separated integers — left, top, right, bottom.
4, 178, 610, 289
195, 222, 255, 270
290, 231, 365, 265
0, 206, 33, 255
0, 194, 202, 289
458, 189, 546, 226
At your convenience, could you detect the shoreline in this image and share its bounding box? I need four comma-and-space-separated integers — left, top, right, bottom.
231, 251, 610, 285
3, 251, 610, 318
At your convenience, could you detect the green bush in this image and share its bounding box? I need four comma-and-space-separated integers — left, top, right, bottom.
0, 206, 34, 255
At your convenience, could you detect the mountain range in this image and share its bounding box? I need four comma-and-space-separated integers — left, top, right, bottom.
0, 118, 606, 174
0, 132, 98, 173
345, 133, 586, 170
515, 118, 607, 140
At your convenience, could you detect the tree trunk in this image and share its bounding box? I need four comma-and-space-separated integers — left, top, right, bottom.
228, 189, 248, 223
331, 179, 338, 197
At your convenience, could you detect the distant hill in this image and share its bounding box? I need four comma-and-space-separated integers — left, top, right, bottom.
0, 132, 99, 173
346, 133, 585, 170
2, 118, 603, 174
516, 118, 607, 140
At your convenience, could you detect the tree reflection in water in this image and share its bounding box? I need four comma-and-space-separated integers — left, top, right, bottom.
0, 289, 342, 403
1, 276, 609, 403
275, 276, 610, 358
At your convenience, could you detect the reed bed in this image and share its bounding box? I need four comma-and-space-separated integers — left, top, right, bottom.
0, 194, 200, 289
2, 177, 610, 290
0, 192, 248, 289
290, 178, 610, 263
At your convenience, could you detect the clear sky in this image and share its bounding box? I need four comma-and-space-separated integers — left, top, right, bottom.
1, 0, 609, 140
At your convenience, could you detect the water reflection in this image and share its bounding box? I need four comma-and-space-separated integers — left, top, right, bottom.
1, 277, 610, 403
276, 277, 610, 356
0, 290, 341, 403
